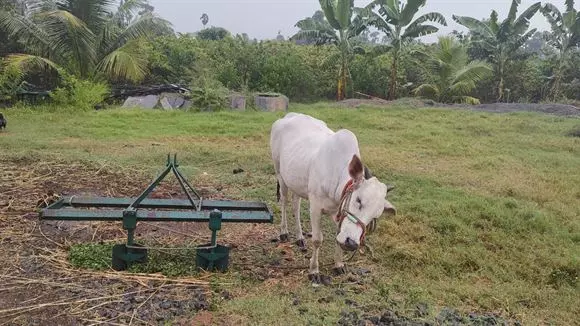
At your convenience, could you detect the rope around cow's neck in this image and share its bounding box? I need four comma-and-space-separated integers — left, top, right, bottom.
336, 178, 378, 263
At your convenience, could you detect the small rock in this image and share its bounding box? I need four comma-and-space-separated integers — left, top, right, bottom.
366, 316, 381, 325
415, 302, 429, 317
380, 310, 396, 323
437, 307, 464, 324
133, 296, 146, 303
355, 267, 371, 276
292, 298, 300, 306
160, 300, 172, 309
318, 296, 333, 303
221, 290, 232, 300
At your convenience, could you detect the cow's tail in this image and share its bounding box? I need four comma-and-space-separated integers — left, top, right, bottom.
276, 180, 280, 202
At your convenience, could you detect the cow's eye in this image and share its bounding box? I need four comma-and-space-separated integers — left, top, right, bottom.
356, 197, 362, 209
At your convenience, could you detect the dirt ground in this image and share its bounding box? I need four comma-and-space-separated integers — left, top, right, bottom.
338, 98, 580, 117
0, 157, 286, 325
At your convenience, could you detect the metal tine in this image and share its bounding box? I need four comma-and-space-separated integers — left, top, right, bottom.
173, 163, 202, 200
171, 166, 201, 211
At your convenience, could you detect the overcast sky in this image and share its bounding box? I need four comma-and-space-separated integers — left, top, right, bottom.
149, 0, 565, 42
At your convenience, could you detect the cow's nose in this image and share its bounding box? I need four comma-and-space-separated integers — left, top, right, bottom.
343, 237, 359, 251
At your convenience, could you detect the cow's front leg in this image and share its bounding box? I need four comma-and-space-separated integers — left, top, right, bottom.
293, 195, 306, 252
278, 181, 289, 242
332, 242, 347, 275
308, 203, 323, 283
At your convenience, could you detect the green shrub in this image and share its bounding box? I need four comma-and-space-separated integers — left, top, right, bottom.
190, 79, 228, 111
49, 73, 109, 110
0, 60, 23, 103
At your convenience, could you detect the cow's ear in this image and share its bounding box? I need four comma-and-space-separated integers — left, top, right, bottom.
384, 199, 396, 216
348, 154, 364, 182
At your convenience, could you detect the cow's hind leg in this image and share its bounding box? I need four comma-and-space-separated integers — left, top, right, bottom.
308, 201, 324, 284
293, 195, 306, 252
277, 179, 289, 242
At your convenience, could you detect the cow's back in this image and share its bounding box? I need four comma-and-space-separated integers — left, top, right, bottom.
270, 113, 334, 198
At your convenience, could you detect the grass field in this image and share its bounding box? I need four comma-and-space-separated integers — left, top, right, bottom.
0, 103, 579, 325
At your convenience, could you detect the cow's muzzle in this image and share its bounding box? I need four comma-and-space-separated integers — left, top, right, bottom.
339, 237, 359, 252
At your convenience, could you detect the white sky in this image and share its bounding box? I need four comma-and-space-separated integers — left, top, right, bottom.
149, 0, 565, 42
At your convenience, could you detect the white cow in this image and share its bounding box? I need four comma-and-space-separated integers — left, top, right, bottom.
270, 112, 396, 283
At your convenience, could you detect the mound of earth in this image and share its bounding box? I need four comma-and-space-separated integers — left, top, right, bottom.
464, 102, 580, 117
336, 98, 580, 117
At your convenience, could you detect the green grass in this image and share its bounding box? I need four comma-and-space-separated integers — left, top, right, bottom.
1, 103, 579, 325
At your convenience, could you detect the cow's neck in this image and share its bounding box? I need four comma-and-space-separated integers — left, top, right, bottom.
334, 168, 354, 204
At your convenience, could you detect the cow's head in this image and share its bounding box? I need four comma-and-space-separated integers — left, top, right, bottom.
335, 154, 396, 251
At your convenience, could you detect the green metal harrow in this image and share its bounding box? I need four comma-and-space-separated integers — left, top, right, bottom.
39, 154, 273, 272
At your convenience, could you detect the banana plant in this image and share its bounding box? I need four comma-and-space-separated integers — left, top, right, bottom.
453, 0, 541, 102
291, 0, 370, 100
540, 0, 580, 99
363, 0, 447, 100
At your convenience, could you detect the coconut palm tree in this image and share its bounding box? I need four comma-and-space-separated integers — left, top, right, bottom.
413, 36, 492, 104
291, 0, 371, 100
0, 0, 173, 83
364, 0, 447, 100
453, 0, 541, 102
540, 0, 580, 99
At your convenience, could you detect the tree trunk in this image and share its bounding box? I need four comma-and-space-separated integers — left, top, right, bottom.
337, 59, 347, 101
551, 53, 565, 101
497, 61, 504, 102
388, 52, 398, 100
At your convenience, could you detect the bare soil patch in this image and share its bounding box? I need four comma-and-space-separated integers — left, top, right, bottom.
0, 158, 282, 325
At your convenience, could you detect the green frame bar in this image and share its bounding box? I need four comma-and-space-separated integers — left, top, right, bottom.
40, 208, 273, 223
55, 196, 270, 211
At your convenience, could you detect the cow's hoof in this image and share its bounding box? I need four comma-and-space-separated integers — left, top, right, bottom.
308, 273, 321, 284
279, 233, 289, 242
308, 273, 331, 286
332, 266, 347, 276
296, 239, 307, 252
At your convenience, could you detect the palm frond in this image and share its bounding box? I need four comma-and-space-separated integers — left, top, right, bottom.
414, 83, 440, 100
103, 12, 172, 54
96, 39, 148, 82
0, 10, 52, 57
3, 53, 62, 76
452, 60, 492, 84
56, 0, 114, 31
401, 24, 438, 39
452, 15, 495, 39
448, 80, 476, 96
39, 10, 97, 75
452, 95, 481, 105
